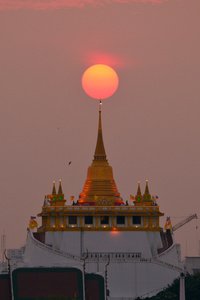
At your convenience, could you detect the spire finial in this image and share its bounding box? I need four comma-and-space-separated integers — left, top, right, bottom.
58, 179, 63, 195
99, 100, 102, 112
137, 181, 142, 195
145, 180, 149, 194
142, 179, 151, 203
52, 181, 56, 195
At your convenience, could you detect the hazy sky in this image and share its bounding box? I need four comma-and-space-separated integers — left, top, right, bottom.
0, 0, 200, 258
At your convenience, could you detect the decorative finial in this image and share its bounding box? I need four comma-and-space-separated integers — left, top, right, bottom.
142, 179, 151, 202
52, 181, 56, 195
58, 179, 63, 195
99, 100, 102, 112
137, 181, 142, 195
145, 180, 149, 194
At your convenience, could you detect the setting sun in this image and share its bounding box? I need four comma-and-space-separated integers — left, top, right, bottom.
82, 64, 119, 99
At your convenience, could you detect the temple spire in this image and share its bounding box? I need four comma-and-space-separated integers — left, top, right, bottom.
143, 180, 152, 204
134, 181, 142, 205
93, 102, 107, 163
58, 180, 63, 195
52, 181, 56, 195
137, 181, 142, 196
145, 180, 149, 194
80, 103, 122, 206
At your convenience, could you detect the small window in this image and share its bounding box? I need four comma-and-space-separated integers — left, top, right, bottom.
85, 216, 93, 225
69, 216, 77, 225
101, 216, 109, 225
133, 216, 141, 225
117, 216, 125, 225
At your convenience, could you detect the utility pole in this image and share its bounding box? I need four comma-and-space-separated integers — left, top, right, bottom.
179, 273, 185, 300
1, 231, 6, 262
105, 256, 110, 300
83, 249, 88, 300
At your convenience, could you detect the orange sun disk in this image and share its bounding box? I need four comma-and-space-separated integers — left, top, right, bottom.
82, 64, 119, 99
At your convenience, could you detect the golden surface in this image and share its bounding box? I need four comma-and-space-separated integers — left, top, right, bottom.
79, 110, 122, 205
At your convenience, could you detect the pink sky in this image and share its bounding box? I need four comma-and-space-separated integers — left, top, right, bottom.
0, 0, 168, 11
0, 0, 200, 259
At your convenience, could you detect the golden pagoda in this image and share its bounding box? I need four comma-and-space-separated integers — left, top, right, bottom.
79, 104, 123, 206
38, 105, 163, 233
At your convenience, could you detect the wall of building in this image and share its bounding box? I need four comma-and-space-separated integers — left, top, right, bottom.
184, 257, 200, 274
46, 230, 163, 258
85, 260, 180, 299
156, 242, 182, 268
22, 229, 182, 299
24, 230, 81, 267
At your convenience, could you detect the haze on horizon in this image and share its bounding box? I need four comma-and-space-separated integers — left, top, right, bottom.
0, 0, 171, 11
0, 0, 200, 259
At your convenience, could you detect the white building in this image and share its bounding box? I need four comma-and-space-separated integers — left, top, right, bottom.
10, 107, 184, 299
